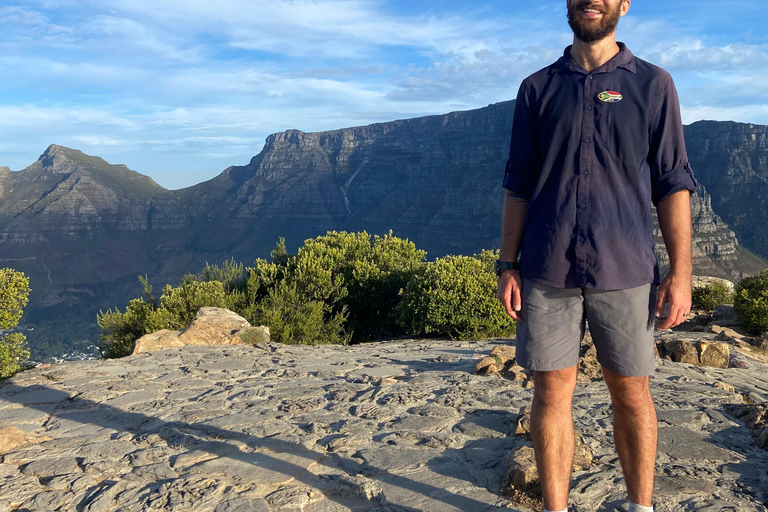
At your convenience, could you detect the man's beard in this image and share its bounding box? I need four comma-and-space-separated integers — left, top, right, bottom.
567, 1, 622, 43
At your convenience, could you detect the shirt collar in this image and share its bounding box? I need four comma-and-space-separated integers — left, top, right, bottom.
554, 41, 637, 75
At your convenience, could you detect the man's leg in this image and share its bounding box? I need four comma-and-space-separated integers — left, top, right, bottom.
602, 366, 657, 507
530, 365, 579, 511
583, 283, 658, 508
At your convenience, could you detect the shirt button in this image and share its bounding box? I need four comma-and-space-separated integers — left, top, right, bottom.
587, 75, 594, 80
582, 138, 591, 143
582, 170, 589, 176
579, 203, 587, 209
578, 236, 585, 243
585, 105, 593, 111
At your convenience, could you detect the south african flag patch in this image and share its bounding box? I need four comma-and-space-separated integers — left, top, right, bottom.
597, 91, 623, 103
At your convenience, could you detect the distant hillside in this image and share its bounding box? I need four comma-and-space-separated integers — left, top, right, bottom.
1, 106, 766, 359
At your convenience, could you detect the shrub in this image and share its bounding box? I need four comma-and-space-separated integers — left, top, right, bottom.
289, 230, 426, 341
251, 281, 350, 346
398, 253, 516, 340
0, 268, 31, 378
238, 327, 270, 345
734, 269, 768, 335
692, 281, 734, 312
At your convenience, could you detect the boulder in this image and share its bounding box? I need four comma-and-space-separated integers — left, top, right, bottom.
133, 307, 266, 354
489, 345, 517, 367
659, 339, 729, 369
692, 276, 734, 292
504, 445, 538, 493
711, 325, 745, 341
663, 339, 701, 365
698, 341, 730, 369
475, 356, 499, 375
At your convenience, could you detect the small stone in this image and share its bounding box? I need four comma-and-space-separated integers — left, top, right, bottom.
503, 364, 528, 383
572, 439, 593, 471
490, 345, 517, 367
475, 356, 499, 375
514, 407, 531, 438
713, 381, 735, 393
752, 333, 768, 351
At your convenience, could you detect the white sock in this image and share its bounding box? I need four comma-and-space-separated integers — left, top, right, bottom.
628, 502, 653, 512
543, 508, 567, 512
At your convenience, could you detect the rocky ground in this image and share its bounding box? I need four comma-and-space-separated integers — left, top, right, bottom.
2, 313, 768, 511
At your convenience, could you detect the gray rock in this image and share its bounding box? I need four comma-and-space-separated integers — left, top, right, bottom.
21, 457, 82, 478
2, 339, 768, 511
657, 426, 740, 462
214, 497, 271, 512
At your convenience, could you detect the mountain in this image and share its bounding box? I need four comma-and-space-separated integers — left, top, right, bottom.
1, 106, 766, 360
685, 121, 768, 260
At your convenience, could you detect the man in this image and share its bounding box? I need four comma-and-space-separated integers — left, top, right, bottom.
495, 1, 697, 511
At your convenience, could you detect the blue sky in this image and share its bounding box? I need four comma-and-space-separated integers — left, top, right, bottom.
1, 0, 767, 189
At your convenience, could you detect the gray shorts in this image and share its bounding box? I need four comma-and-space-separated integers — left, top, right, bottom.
515, 278, 657, 377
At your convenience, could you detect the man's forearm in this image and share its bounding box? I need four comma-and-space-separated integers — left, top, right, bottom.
500, 191, 528, 261
656, 189, 693, 275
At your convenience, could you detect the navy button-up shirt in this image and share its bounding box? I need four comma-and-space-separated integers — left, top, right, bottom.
503, 43, 697, 290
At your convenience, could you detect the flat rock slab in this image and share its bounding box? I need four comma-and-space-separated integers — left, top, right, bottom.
1, 339, 768, 511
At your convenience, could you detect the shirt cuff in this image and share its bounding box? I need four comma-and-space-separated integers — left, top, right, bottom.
502, 168, 534, 199
651, 164, 697, 205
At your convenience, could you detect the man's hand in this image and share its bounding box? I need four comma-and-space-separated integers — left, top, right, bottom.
654, 271, 691, 329
497, 270, 524, 321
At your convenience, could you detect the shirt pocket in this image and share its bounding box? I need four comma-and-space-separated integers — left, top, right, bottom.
594, 97, 646, 166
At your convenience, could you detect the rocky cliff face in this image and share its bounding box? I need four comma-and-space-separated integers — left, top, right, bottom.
685, 121, 768, 260
0, 108, 766, 359
177, 102, 516, 258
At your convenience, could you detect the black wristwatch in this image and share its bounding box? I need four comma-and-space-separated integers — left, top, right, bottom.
494, 260, 520, 276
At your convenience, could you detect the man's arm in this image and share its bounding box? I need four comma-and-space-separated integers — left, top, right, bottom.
654, 189, 692, 329
497, 190, 528, 321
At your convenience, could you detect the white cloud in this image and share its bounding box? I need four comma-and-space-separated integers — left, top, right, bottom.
2, 0, 768, 188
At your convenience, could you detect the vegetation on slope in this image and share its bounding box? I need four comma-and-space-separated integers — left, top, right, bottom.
0, 268, 31, 378
98, 231, 516, 358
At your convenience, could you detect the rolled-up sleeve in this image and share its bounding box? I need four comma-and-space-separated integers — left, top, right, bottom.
648, 74, 698, 206
502, 81, 541, 198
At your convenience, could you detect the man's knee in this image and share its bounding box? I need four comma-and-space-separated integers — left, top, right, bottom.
532, 366, 578, 408
603, 366, 654, 413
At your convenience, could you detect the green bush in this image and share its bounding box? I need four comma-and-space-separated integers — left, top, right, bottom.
398, 252, 516, 340
0, 268, 31, 378
734, 269, 768, 335
238, 327, 270, 345
289, 230, 426, 341
692, 281, 734, 312
251, 281, 350, 346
